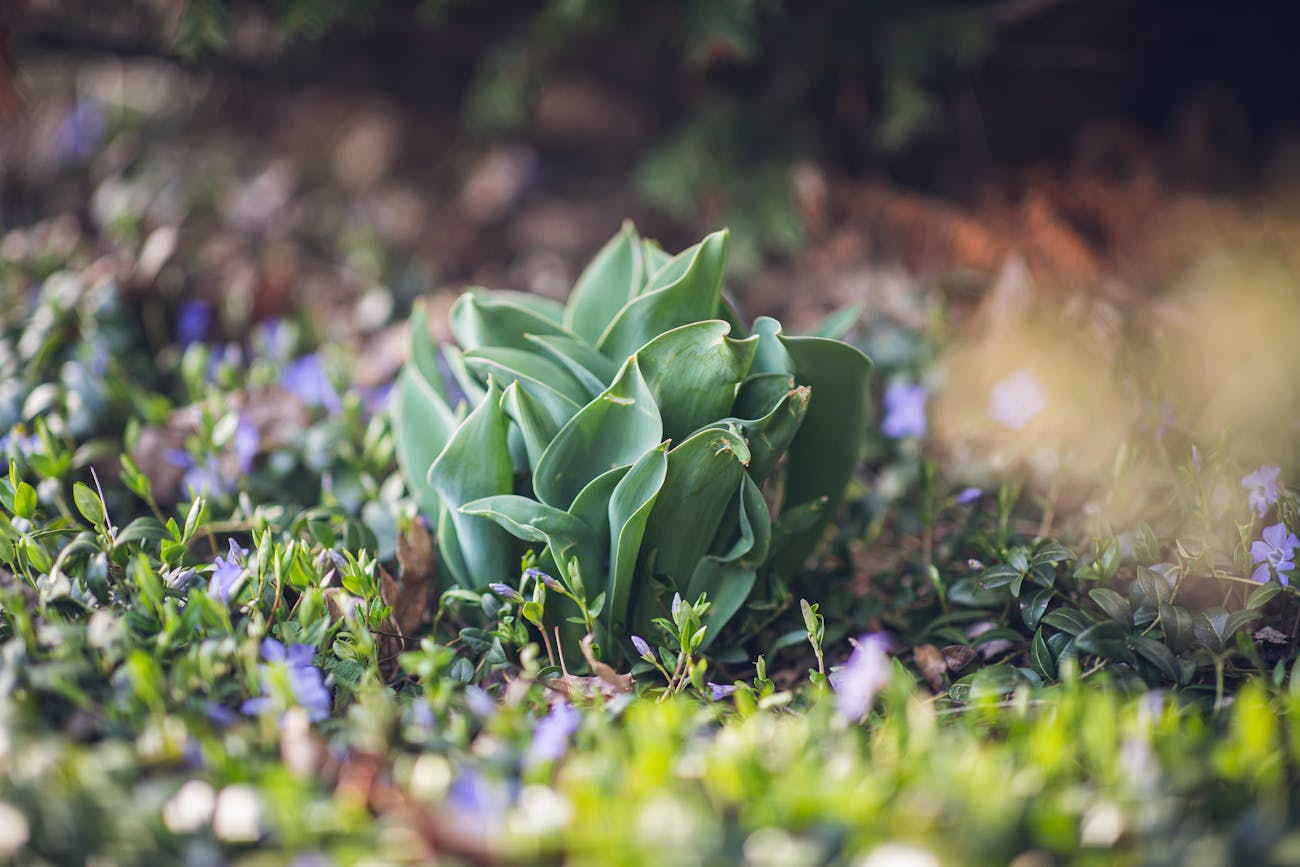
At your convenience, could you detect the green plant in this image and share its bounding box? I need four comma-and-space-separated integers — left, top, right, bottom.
393, 224, 871, 659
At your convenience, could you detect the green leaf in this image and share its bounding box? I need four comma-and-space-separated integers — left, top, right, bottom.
634, 319, 758, 442
463, 346, 586, 422
73, 481, 105, 526
450, 290, 574, 353
1021, 588, 1052, 630
533, 358, 662, 509
525, 333, 619, 398
807, 302, 864, 340
408, 299, 449, 402
500, 382, 561, 474
1074, 621, 1135, 664
1030, 544, 1076, 567
427, 379, 515, 587
978, 564, 1021, 590
114, 517, 170, 548
640, 238, 673, 282
640, 427, 750, 591
685, 474, 771, 642
462, 495, 598, 582
393, 367, 459, 520
1089, 587, 1131, 623
1159, 602, 1194, 654
597, 229, 730, 359
564, 222, 644, 344
1136, 566, 1173, 605
1131, 635, 1180, 682
770, 326, 872, 573
606, 444, 668, 636
13, 482, 35, 520
1041, 607, 1093, 636
1247, 582, 1283, 609
702, 385, 810, 483
1030, 628, 1056, 680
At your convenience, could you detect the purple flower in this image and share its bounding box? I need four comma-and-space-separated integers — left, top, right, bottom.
232, 415, 260, 475
707, 682, 737, 701
464, 686, 497, 718
525, 567, 559, 590
56, 98, 105, 163
630, 635, 653, 660
671, 592, 683, 621
956, 487, 981, 505
1251, 522, 1299, 585
489, 582, 523, 602
446, 769, 511, 828
209, 539, 248, 603
881, 382, 927, 439
525, 701, 580, 767
0, 431, 39, 457
829, 634, 892, 722
242, 638, 331, 722
177, 300, 211, 347
1243, 465, 1281, 518
281, 354, 341, 413
987, 370, 1047, 431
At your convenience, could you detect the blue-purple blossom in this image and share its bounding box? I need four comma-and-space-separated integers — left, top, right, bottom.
881, 382, 927, 439
707, 682, 737, 701
446, 769, 512, 828
525, 701, 581, 767
1251, 522, 1299, 585
829, 634, 892, 722
241, 638, 331, 722
209, 539, 248, 603
956, 487, 981, 505
464, 686, 497, 718
489, 582, 523, 602
987, 369, 1047, 431
56, 98, 105, 163
177, 300, 211, 347
281, 354, 341, 413
1243, 465, 1281, 518
525, 567, 559, 590
232, 416, 259, 475
0, 431, 39, 457
630, 635, 653, 660
671, 592, 683, 621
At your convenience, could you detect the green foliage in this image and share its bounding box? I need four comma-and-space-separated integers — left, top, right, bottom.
394, 223, 872, 656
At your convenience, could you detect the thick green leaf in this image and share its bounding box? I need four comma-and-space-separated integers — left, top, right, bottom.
1089, 587, 1131, 623
639, 238, 673, 284
450, 290, 574, 353
640, 426, 750, 590
734, 372, 796, 419
463, 346, 586, 422
408, 299, 448, 401
606, 444, 668, 636
712, 386, 810, 482
441, 345, 487, 406
426, 380, 515, 587
525, 333, 619, 398
748, 316, 794, 377
533, 358, 662, 509
392, 368, 459, 521
769, 327, 872, 573
500, 382, 561, 474
461, 494, 598, 586
634, 320, 757, 442
597, 229, 730, 359
486, 289, 565, 323
686, 474, 771, 642
808, 302, 864, 340
564, 222, 644, 344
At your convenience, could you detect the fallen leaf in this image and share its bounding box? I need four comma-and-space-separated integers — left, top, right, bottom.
913, 643, 948, 691
941, 645, 977, 672
1254, 626, 1288, 645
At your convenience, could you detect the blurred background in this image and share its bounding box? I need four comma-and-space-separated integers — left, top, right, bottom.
4, 0, 1300, 496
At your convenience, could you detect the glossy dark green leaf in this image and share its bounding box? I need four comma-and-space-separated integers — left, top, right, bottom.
73, 481, 105, 526
1041, 607, 1093, 636
1247, 582, 1283, 609
426, 380, 515, 587
1136, 566, 1173, 605
978, 564, 1021, 590
534, 358, 662, 509
1159, 602, 1195, 654
947, 575, 1008, 608
114, 516, 170, 548
1021, 588, 1052, 630
634, 319, 757, 442
1074, 621, 1135, 664
564, 222, 644, 344
1030, 628, 1056, 680
1089, 587, 1131, 623
597, 229, 729, 359
1131, 635, 1180, 682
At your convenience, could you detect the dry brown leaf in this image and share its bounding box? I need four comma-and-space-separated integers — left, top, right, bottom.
388, 518, 434, 637
941, 645, 977, 673
543, 634, 634, 701
913, 643, 948, 691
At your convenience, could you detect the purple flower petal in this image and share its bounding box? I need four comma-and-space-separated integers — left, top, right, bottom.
830, 634, 892, 721
525, 701, 581, 767
260, 638, 287, 662
881, 382, 927, 439
1252, 563, 1271, 583
956, 487, 981, 505
630, 635, 652, 659
707, 682, 737, 701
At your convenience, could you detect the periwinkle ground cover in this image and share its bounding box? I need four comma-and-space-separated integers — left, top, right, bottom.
5, 217, 1300, 866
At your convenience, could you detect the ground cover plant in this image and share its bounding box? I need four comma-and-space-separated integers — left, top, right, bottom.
4, 200, 1300, 866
